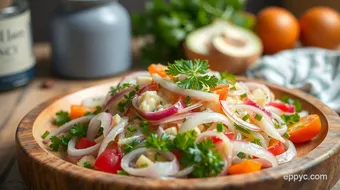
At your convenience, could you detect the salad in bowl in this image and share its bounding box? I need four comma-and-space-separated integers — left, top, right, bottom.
42, 60, 322, 178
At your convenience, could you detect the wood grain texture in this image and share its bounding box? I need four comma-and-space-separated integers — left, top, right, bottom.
15, 77, 340, 190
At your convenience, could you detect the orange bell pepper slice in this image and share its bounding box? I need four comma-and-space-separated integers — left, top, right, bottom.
211, 85, 229, 100
148, 64, 169, 78
70, 105, 93, 119
228, 160, 262, 175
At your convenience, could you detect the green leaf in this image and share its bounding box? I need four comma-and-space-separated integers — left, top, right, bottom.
122, 140, 140, 153
52, 111, 70, 126
173, 130, 196, 151
84, 106, 102, 116
281, 113, 300, 125
83, 162, 92, 169
242, 114, 250, 121
140, 121, 151, 135
69, 123, 88, 138
166, 60, 218, 90
283, 132, 290, 139
240, 93, 247, 99
110, 83, 133, 96
117, 170, 129, 176
145, 133, 174, 151
237, 152, 246, 159
219, 72, 236, 85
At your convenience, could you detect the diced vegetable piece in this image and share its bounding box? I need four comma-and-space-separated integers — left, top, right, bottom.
164, 127, 178, 136
148, 64, 169, 78
288, 114, 321, 143
77, 155, 96, 168
136, 155, 154, 168
70, 105, 92, 119
269, 102, 295, 113
228, 160, 262, 175
136, 76, 153, 86
211, 85, 229, 100
267, 139, 285, 156
211, 132, 234, 144
94, 145, 122, 174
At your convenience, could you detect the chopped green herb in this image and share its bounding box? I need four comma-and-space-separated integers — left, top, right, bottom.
219, 72, 236, 85
242, 114, 250, 121
110, 83, 133, 96
240, 93, 247, 99
281, 113, 300, 125
281, 96, 302, 112
69, 123, 88, 138
183, 118, 187, 123
52, 111, 71, 126
237, 152, 246, 159
118, 90, 137, 113
173, 130, 196, 151
183, 96, 192, 106
180, 140, 224, 178
127, 126, 137, 133
117, 170, 129, 175
145, 133, 174, 151
216, 123, 223, 132
135, 116, 142, 121
84, 106, 102, 116
230, 85, 237, 91
165, 60, 219, 90
83, 162, 92, 169
255, 114, 263, 121
140, 120, 150, 135
252, 138, 262, 146
274, 118, 281, 129
234, 123, 250, 134
41, 130, 50, 139
283, 132, 290, 139
122, 140, 139, 153
49, 135, 71, 151
96, 127, 104, 138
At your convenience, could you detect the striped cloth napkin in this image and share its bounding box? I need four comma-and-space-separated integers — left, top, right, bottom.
247, 48, 340, 112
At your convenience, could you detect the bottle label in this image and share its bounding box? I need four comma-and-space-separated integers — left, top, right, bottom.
0, 10, 35, 78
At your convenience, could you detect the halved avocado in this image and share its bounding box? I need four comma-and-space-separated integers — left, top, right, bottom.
185, 20, 263, 74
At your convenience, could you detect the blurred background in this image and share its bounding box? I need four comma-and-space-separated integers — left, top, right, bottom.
29, 0, 340, 42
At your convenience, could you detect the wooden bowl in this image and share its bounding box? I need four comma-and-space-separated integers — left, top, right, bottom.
16, 77, 340, 190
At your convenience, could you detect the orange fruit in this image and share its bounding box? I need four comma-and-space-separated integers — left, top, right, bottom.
255, 7, 299, 54
300, 7, 340, 49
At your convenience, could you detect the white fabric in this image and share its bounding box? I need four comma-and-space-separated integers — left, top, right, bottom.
247, 48, 340, 112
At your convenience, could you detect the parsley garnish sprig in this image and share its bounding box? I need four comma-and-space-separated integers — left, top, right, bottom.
52, 111, 71, 126
166, 60, 218, 90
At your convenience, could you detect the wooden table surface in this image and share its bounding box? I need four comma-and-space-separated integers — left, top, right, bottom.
0, 43, 339, 190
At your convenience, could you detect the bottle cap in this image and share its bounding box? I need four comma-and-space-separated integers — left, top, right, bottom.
0, 0, 13, 9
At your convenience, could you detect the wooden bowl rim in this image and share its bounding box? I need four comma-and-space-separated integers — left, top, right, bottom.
16, 77, 340, 189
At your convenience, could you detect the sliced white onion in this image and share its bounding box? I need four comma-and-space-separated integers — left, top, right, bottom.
179, 112, 234, 133
44, 115, 94, 142
276, 140, 297, 164
244, 82, 273, 104
86, 112, 113, 141
264, 105, 285, 115
118, 134, 145, 145
98, 118, 128, 156
156, 125, 175, 140
271, 112, 287, 135
173, 166, 194, 177
196, 131, 233, 175
81, 96, 106, 107
120, 71, 150, 85
121, 148, 180, 178
229, 104, 285, 143
252, 132, 269, 148
220, 101, 261, 132
151, 112, 195, 126
178, 101, 204, 113
152, 74, 219, 102
228, 82, 249, 96
232, 140, 278, 167
67, 138, 101, 158
132, 96, 185, 121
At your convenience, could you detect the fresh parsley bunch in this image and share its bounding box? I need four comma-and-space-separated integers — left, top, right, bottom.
132, 0, 253, 65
